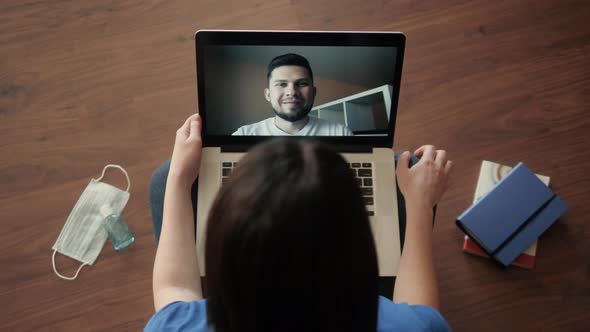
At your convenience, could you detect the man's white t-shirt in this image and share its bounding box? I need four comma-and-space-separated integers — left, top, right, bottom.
232, 116, 354, 136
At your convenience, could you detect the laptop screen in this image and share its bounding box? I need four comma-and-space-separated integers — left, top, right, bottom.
195, 31, 405, 148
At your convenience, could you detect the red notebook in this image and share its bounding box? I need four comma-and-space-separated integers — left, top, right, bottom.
462, 161, 550, 269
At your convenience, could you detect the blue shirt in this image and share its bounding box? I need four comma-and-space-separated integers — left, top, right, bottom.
145, 296, 451, 331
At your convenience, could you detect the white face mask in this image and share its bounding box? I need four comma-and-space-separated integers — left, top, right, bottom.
52, 164, 131, 280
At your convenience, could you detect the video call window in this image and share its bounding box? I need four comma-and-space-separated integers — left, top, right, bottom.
202, 45, 398, 136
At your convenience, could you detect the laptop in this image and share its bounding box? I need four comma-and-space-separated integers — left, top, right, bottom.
194, 30, 406, 277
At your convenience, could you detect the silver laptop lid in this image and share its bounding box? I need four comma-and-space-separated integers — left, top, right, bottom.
195, 30, 405, 151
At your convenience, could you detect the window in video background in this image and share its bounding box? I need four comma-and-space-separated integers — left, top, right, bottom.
203, 45, 397, 136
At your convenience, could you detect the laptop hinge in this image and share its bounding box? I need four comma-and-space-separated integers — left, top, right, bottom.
332, 145, 373, 153
220, 144, 251, 153
220, 143, 375, 153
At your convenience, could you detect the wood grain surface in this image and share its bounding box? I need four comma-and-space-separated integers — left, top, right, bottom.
1, 0, 589, 331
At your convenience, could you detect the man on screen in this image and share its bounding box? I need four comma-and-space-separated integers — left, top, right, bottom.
232, 53, 354, 136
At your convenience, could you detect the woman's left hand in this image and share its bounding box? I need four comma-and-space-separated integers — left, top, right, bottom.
168, 113, 203, 188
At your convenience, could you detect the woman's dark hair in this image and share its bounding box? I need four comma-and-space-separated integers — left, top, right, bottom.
205, 138, 378, 332
266, 53, 314, 83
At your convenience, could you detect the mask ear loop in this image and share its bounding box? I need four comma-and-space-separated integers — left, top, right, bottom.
95, 164, 131, 192
52, 250, 87, 280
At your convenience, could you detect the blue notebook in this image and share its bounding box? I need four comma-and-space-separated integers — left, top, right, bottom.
456, 162, 568, 267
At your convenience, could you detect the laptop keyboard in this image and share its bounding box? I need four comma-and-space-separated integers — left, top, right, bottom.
348, 162, 375, 216
221, 161, 375, 216
221, 162, 237, 184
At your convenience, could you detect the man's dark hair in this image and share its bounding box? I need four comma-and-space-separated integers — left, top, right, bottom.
205, 138, 379, 332
266, 53, 314, 83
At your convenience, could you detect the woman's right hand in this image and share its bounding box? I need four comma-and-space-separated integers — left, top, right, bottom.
396, 145, 453, 211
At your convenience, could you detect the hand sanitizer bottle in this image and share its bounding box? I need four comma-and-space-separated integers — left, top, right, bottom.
101, 204, 135, 251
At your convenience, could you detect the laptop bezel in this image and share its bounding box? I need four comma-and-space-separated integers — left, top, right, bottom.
194, 30, 406, 149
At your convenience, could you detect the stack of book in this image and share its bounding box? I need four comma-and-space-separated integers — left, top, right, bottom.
457, 161, 568, 268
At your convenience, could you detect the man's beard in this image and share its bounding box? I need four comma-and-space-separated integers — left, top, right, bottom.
273, 105, 312, 122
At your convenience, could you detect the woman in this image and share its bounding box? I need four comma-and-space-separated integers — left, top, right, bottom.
146, 113, 453, 331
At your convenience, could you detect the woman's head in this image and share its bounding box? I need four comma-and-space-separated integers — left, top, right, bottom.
205, 138, 378, 332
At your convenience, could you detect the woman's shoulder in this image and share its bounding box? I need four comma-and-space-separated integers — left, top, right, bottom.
377, 296, 451, 332
144, 297, 451, 331
144, 300, 209, 332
